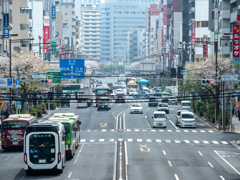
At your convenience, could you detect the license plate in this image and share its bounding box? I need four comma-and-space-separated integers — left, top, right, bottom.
102, 106, 104, 107
13, 141, 18, 145
39, 159, 46, 163
155, 124, 159, 127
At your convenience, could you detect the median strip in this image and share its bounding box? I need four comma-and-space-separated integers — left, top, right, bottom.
115, 139, 126, 180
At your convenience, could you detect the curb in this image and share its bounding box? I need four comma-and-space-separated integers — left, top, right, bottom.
194, 113, 219, 130
230, 140, 240, 151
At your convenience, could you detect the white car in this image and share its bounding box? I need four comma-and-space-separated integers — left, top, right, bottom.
179, 112, 196, 128
77, 100, 88, 108
142, 87, 150, 93
130, 103, 143, 114
152, 111, 167, 128
116, 88, 124, 95
129, 88, 138, 96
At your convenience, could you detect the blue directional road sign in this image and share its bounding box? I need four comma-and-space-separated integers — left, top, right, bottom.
32, 73, 46, 79
181, 70, 187, 75
15, 80, 21, 87
3, 14, 9, 27
52, 5, 56, 20
221, 75, 237, 81
60, 59, 85, 79
0, 78, 13, 88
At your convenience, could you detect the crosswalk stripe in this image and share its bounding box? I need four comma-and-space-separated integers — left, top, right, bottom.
110, 129, 115, 131
212, 141, 219, 144
208, 130, 214, 133
146, 139, 152, 142
176, 130, 181, 132
167, 130, 172, 132
80, 139, 86, 143
128, 139, 133, 142
203, 141, 209, 144
200, 130, 205, 132
193, 140, 200, 143
109, 139, 114, 142
102, 129, 106, 132
90, 139, 95, 142
184, 130, 189, 132
156, 139, 161, 142
184, 140, 190, 143
192, 130, 197, 132
151, 130, 156, 132
126, 129, 131, 131
166, 140, 171, 143
221, 141, 228, 144
137, 139, 142, 142
99, 139, 105, 142
159, 130, 164, 132
135, 129, 139, 131
175, 140, 181, 143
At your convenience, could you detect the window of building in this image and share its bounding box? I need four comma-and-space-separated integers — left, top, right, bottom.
65, 13, 69, 15
123, 11, 129, 14
196, 21, 208, 27
65, 20, 69, 22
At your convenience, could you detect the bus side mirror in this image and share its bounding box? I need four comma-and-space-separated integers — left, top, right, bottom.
64, 132, 68, 135
77, 121, 81, 125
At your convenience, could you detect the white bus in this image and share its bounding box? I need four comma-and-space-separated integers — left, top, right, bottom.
24, 123, 66, 175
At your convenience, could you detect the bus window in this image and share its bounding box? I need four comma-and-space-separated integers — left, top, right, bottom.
29, 134, 55, 164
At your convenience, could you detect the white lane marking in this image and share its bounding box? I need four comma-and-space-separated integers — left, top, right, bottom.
143, 129, 147, 131
102, 129, 106, 132
74, 144, 84, 164
209, 130, 214, 133
221, 141, 228, 144
162, 150, 166, 155
109, 139, 114, 142
87, 130, 90, 132
135, 129, 139, 131
174, 174, 179, 180
127, 129, 131, 131
169, 120, 178, 129
192, 130, 197, 132
151, 129, 156, 132
137, 139, 142, 142
119, 116, 122, 129
214, 150, 240, 175
167, 130, 172, 132
80, 139, 86, 143
113, 142, 117, 180
184, 140, 190, 143
198, 151, 203, 156
99, 139, 105, 142
118, 138, 123, 141
145, 116, 147, 118
145, 116, 151, 128
156, 139, 161, 143
68, 171, 72, 178
168, 160, 172, 167
203, 141, 209, 144
200, 130, 205, 132
159, 130, 164, 132
146, 139, 152, 142
176, 130, 180, 132
175, 140, 181, 143
220, 175, 225, 180
208, 162, 214, 168
123, 112, 126, 130
90, 139, 95, 142
166, 140, 171, 143
184, 130, 189, 132
193, 140, 200, 144
128, 139, 133, 142
212, 141, 219, 144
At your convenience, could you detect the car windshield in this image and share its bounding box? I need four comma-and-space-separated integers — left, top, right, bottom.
154, 114, 166, 118
182, 114, 195, 119
182, 103, 191, 106
99, 103, 108, 105
130, 89, 136, 92
150, 98, 158, 102
132, 104, 141, 107
158, 104, 168, 107
156, 90, 162, 93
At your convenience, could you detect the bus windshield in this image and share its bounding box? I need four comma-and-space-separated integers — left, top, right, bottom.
29, 134, 55, 164
96, 90, 109, 94
2, 121, 28, 130
127, 85, 138, 88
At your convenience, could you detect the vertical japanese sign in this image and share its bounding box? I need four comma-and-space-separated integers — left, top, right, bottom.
163, 6, 167, 25
232, 25, 240, 58
174, 56, 176, 68
191, 20, 195, 49
44, 16, 49, 60
52, 5, 56, 21
203, 36, 208, 60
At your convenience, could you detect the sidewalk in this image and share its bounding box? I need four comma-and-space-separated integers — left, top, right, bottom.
232, 115, 240, 134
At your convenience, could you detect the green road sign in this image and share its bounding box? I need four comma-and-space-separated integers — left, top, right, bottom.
66, 90, 80, 93
52, 40, 56, 53
47, 71, 61, 83
45, 54, 49, 60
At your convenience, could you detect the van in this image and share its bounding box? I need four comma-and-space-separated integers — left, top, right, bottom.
181, 101, 191, 110
24, 123, 66, 175
152, 111, 168, 128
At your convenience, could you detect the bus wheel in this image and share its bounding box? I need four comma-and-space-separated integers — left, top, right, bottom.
25, 170, 31, 176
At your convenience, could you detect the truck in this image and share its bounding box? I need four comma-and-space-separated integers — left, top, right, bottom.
127, 80, 138, 94
165, 86, 178, 97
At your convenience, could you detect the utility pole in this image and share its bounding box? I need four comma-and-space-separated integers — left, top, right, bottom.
16, 66, 20, 114
230, 64, 233, 131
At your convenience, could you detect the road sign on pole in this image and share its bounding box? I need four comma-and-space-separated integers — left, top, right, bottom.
60, 59, 85, 79
0, 78, 13, 88
221, 75, 237, 81
47, 68, 61, 83
181, 70, 187, 75
32, 73, 46, 79
15, 80, 21, 88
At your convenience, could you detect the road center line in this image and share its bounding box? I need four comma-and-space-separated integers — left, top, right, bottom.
220, 175, 225, 180
113, 142, 117, 180
68, 172, 72, 178
214, 150, 240, 175
124, 141, 128, 180
169, 120, 178, 129
174, 174, 179, 180
162, 150, 166, 155
123, 112, 126, 130
198, 151, 203, 156
74, 144, 84, 164
168, 161, 172, 167
208, 162, 214, 168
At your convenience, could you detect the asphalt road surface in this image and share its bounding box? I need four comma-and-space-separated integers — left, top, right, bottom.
1, 99, 240, 180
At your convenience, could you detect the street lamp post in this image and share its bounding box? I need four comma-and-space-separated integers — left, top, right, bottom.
38, 35, 42, 58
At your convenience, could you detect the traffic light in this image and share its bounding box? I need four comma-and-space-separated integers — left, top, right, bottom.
48, 92, 54, 100
170, 68, 176, 78
177, 67, 183, 79
163, 72, 167, 76
201, 79, 215, 85
41, 79, 52, 84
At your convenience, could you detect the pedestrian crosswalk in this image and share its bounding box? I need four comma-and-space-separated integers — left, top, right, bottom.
80, 128, 215, 133
79, 138, 229, 145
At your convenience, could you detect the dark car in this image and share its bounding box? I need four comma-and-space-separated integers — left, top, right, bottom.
148, 97, 158, 107
61, 95, 70, 107
154, 89, 162, 96
115, 94, 125, 103
97, 103, 110, 111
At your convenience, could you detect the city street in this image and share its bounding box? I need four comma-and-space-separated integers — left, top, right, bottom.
0, 100, 240, 180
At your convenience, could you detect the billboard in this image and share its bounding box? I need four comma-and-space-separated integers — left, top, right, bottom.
233, 25, 240, 58
44, 16, 49, 53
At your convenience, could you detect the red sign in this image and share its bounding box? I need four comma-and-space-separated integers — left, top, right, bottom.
203, 36, 208, 60
174, 56, 176, 68
44, 26, 49, 53
163, 6, 167, 25
191, 20, 195, 49
233, 25, 240, 58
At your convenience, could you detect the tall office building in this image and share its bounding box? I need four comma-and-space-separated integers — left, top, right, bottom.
100, 3, 149, 63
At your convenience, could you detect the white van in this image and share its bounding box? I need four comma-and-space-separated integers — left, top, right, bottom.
179, 111, 196, 128
152, 111, 168, 128
24, 123, 66, 175
181, 101, 191, 109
